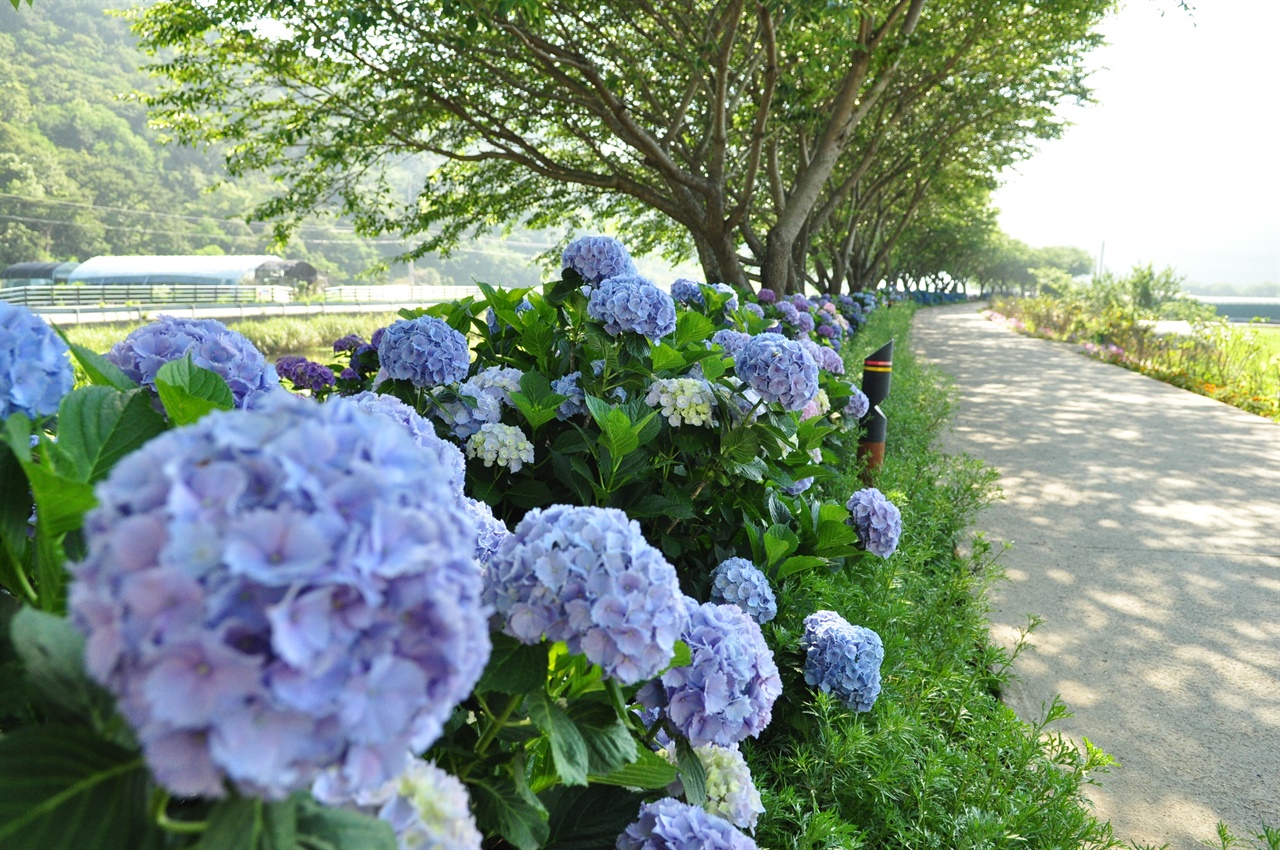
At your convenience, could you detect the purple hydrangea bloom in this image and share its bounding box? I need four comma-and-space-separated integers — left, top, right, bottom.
106, 315, 280, 409
709, 558, 777, 625
797, 338, 844, 376
774, 301, 800, 326
68, 393, 490, 800
639, 599, 781, 747
800, 610, 884, 712
617, 798, 757, 850
845, 487, 902, 558
345, 391, 466, 496
734, 333, 818, 412
755, 288, 776, 305
670, 279, 704, 306
710, 330, 751, 361
375, 316, 470, 388
461, 496, 509, 567
275, 355, 336, 394
794, 312, 815, 334
587, 275, 677, 343
817, 324, 837, 340
844, 387, 870, 420
562, 236, 636, 284
552, 371, 586, 419
790, 294, 812, 312
742, 303, 765, 319
0, 302, 74, 420
484, 505, 688, 684
332, 334, 364, 353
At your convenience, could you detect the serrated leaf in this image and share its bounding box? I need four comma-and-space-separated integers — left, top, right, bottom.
627, 492, 695, 520
9, 608, 113, 722
64, 342, 138, 391
471, 775, 550, 850
775, 555, 831, 579
674, 736, 707, 807
816, 519, 861, 552
197, 795, 300, 850
477, 634, 551, 694
699, 355, 728, 380
542, 785, 644, 850
649, 343, 685, 373
526, 690, 590, 786
52, 387, 167, 484
728, 457, 767, 482
296, 796, 396, 850
0, 725, 152, 850
154, 356, 234, 426
720, 428, 759, 466
510, 393, 560, 429
763, 528, 799, 567
587, 747, 679, 789
674, 311, 715, 348
563, 699, 638, 776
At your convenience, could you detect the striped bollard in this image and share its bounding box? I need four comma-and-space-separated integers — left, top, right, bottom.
857, 340, 893, 482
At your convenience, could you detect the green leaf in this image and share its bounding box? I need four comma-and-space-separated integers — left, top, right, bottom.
154, 355, 235, 426
564, 698, 638, 776
816, 519, 861, 553
197, 795, 300, 850
674, 736, 707, 807
674, 311, 715, 348
51, 387, 167, 484
763, 526, 799, 567
0, 725, 153, 850
510, 392, 560, 429
471, 775, 550, 850
699, 354, 728, 380
720, 428, 759, 466
649, 343, 685, 373
728, 457, 767, 482
627, 492, 694, 520
9, 607, 113, 722
526, 690, 590, 787
296, 796, 396, 850
0, 441, 34, 602
587, 747, 678, 789
542, 785, 644, 850
662, 639, 692, 673
63, 342, 138, 391
774, 555, 831, 579
477, 634, 551, 694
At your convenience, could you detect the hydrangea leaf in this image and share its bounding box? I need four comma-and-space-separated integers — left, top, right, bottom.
763, 525, 800, 568
50, 387, 167, 484
674, 311, 716, 348
0, 724, 153, 850
154, 355, 235, 426
61, 340, 138, 392
471, 775, 550, 850
586, 747, 678, 789
526, 689, 590, 787
541, 785, 644, 850
9, 608, 115, 726
816, 519, 861, 554
720, 428, 760, 466
698, 353, 728, 381
674, 736, 707, 807
563, 697, 638, 776
774, 555, 830, 580
195, 795, 299, 850
649, 343, 685, 373
0, 443, 34, 602
627, 492, 695, 521
476, 634, 551, 695
295, 796, 396, 850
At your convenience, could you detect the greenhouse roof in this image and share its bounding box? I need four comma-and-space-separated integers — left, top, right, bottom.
68, 255, 283, 287
2, 261, 80, 281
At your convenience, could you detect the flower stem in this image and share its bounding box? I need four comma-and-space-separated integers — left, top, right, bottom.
150, 789, 208, 835
475, 692, 523, 758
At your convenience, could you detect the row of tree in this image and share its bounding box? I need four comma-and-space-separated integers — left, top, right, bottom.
130, 0, 1114, 294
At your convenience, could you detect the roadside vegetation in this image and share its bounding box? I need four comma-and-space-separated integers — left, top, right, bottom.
988, 266, 1280, 421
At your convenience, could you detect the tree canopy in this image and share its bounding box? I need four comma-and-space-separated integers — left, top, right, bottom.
135, 0, 1114, 293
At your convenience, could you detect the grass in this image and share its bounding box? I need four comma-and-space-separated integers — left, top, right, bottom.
746, 303, 1126, 849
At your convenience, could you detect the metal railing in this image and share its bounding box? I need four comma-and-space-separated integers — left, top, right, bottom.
0, 283, 293, 307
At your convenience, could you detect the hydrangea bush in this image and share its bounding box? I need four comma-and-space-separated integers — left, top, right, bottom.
0, 302, 74, 421
0, 234, 903, 850
800, 610, 885, 712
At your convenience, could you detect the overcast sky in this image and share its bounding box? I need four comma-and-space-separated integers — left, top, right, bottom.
991, 0, 1280, 288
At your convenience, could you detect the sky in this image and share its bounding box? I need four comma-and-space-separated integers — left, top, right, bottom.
990, 0, 1280, 289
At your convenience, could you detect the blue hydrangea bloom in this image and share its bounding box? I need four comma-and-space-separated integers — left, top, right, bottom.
710, 330, 751, 361
734, 333, 818, 412
345, 391, 466, 497
844, 387, 870, 420
552, 371, 586, 419
617, 798, 757, 850
376, 316, 470, 388
800, 610, 884, 712
0, 302, 74, 420
709, 558, 777, 625
774, 301, 800, 326
68, 393, 490, 800
742, 303, 765, 319
846, 487, 902, 558
461, 496, 509, 567
587, 275, 677, 343
798, 338, 844, 375
106, 315, 280, 409
639, 599, 781, 747
562, 236, 636, 284
670, 279, 704, 306
795, 312, 815, 333
427, 383, 504, 440
483, 505, 688, 684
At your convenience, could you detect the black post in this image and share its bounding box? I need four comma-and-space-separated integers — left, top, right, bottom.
857, 339, 893, 481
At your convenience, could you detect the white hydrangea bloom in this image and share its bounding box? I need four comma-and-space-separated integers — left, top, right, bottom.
660, 742, 764, 833
466, 423, 535, 472
644, 377, 716, 427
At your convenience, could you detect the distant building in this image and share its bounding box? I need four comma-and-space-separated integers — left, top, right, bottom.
1, 261, 80, 288
67, 255, 318, 289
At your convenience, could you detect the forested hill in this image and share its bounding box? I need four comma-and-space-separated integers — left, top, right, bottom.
0, 1, 547, 286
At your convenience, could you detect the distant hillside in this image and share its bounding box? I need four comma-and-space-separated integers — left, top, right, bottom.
0, 1, 562, 286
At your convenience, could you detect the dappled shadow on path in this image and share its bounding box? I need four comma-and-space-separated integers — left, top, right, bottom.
913, 306, 1280, 850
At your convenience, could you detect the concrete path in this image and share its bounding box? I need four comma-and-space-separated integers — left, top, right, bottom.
911, 304, 1280, 849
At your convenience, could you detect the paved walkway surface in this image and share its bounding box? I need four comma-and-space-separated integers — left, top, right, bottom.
912, 304, 1280, 849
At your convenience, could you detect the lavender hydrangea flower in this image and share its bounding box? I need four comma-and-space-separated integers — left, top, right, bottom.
742, 303, 765, 319
844, 387, 870, 420
315, 757, 482, 850
106, 315, 280, 409
345, 391, 466, 496
734, 333, 818, 412
639, 599, 781, 747
845, 487, 902, 558
710, 329, 751, 361
375, 316, 470, 388
275, 355, 336, 394
774, 301, 800, 326
587, 275, 677, 343
800, 611, 884, 712
670, 279, 704, 306
562, 236, 636, 284
709, 558, 777, 625
67, 393, 490, 800
790, 294, 812, 312
461, 496, 509, 567
794, 312, 815, 334
332, 334, 364, 353
552, 371, 586, 419
617, 798, 757, 850
465, 423, 535, 472
755, 288, 776, 305
645, 377, 716, 427
0, 302, 74, 420
427, 385, 503, 440
468, 366, 524, 407
484, 505, 688, 684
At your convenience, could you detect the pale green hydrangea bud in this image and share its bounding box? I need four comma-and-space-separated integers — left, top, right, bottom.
645, 377, 716, 427
466, 423, 535, 472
